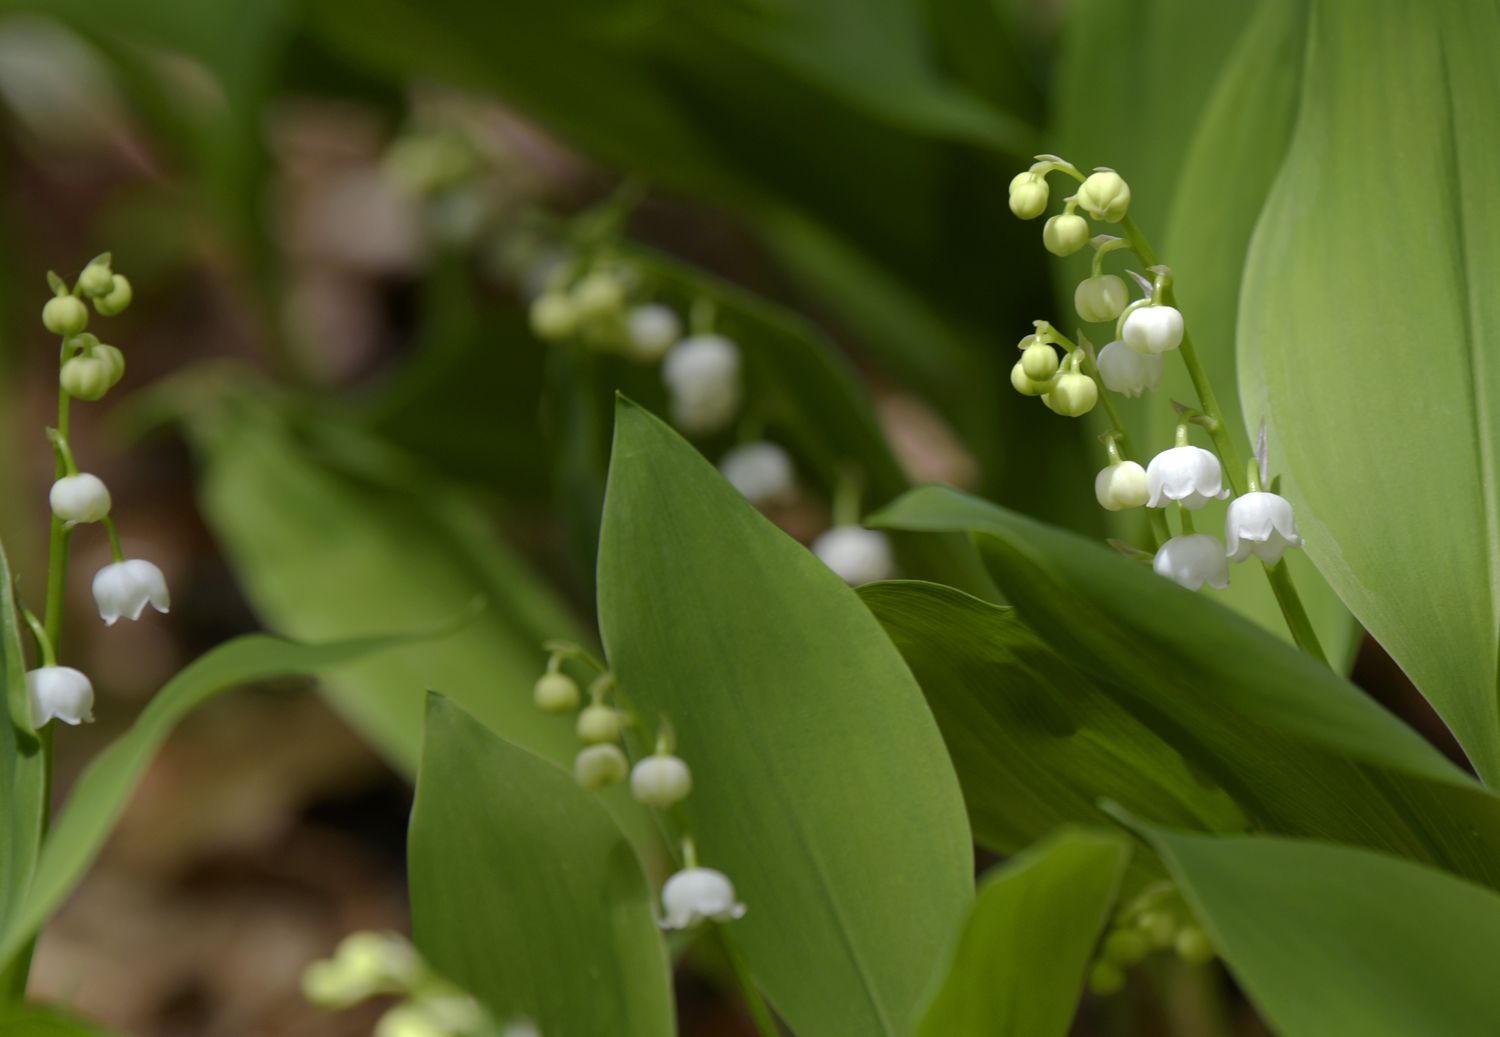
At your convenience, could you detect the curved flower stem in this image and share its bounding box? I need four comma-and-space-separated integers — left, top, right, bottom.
1119, 217, 1327, 664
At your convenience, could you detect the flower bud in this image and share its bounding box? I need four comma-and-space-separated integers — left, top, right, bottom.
1094, 461, 1148, 511
1007, 171, 1049, 219
719, 441, 796, 507
1042, 213, 1090, 256
93, 275, 133, 316
92, 343, 126, 385
92, 558, 170, 625
302, 931, 420, 1009
1137, 909, 1179, 949
663, 335, 742, 435
1174, 926, 1215, 965
1010, 360, 1047, 397
574, 743, 629, 789
26, 666, 94, 727
49, 473, 112, 523
1096, 340, 1161, 397
1020, 341, 1060, 381
570, 271, 625, 320
660, 866, 747, 929
77, 258, 114, 298
532, 671, 580, 713
1152, 535, 1230, 591
374, 1004, 447, 1037
1101, 927, 1149, 966
631, 753, 693, 807
811, 526, 895, 586
1077, 170, 1131, 222
528, 292, 576, 341
1122, 305, 1185, 355
1087, 961, 1126, 996
624, 303, 682, 362
43, 294, 89, 336
576, 703, 625, 744
59, 355, 113, 401
1044, 371, 1098, 417
1074, 274, 1127, 323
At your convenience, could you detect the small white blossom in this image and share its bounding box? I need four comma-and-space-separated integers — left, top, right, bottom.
660, 867, 746, 930
1225, 491, 1304, 564
574, 743, 629, 790
662, 334, 742, 435
1094, 461, 1149, 511
719, 442, 795, 506
1123, 305, 1185, 355
1146, 446, 1228, 510
624, 303, 682, 361
631, 754, 693, 807
812, 526, 895, 586
1153, 534, 1230, 590
92, 558, 170, 625
26, 666, 94, 727
49, 472, 111, 523
1096, 340, 1162, 397
1074, 274, 1127, 323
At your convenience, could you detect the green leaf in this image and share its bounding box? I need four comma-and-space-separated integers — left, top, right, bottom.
859, 580, 1244, 854
0, 537, 44, 981
0, 1004, 122, 1035
409, 695, 673, 1036
1141, 825, 1500, 1037
0, 631, 407, 967
873, 486, 1500, 888
1236, 1, 1500, 781
597, 400, 973, 1037
915, 828, 1129, 1037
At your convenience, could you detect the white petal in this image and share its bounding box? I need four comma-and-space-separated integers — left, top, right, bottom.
26, 666, 95, 727
719, 442, 796, 506
1153, 534, 1230, 591
811, 527, 895, 585
660, 868, 746, 930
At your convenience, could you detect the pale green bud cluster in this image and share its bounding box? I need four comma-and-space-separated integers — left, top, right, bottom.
1005, 156, 1131, 262
1086, 884, 1215, 997
45, 255, 134, 403
60, 334, 126, 402
1010, 329, 1098, 419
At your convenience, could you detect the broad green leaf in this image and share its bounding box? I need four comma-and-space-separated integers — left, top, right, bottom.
410, 696, 673, 1037
0, 536, 44, 984
859, 580, 1243, 853
915, 829, 1129, 1037
1237, 0, 1500, 781
597, 401, 973, 1037
1142, 825, 1500, 1037
0, 631, 406, 967
874, 486, 1500, 888
0, 1004, 121, 1035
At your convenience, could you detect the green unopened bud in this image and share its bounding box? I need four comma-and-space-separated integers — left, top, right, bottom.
1010, 359, 1047, 397
93, 275, 132, 316
533, 672, 580, 713
60, 355, 112, 401
1137, 909, 1178, 949
1101, 927, 1149, 966
529, 292, 576, 341
574, 742, 629, 789
375, 1004, 448, 1037
1044, 372, 1097, 417
1077, 170, 1131, 222
1174, 925, 1215, 964
302, 931, 419, 1009
43, 294, 89, 336
92, 344, 126, 386
78, 257, 114, 298
1043, 213, 1090, 256
1087, 960, 1126, 996
1007, 171, 1049, 220
570, 271, 625, 320
576, 703, 625, 744
1074, 274, 1128, 323
1020, 341, 1060, 381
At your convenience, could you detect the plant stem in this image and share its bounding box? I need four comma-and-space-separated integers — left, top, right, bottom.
718, 927, 781, 1037
1119, 216, 1326, 664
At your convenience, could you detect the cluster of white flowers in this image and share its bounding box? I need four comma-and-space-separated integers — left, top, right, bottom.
27, 255, 172, 731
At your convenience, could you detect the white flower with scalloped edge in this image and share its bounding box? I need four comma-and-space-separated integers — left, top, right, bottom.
1146, 446, 1228, 510
812, 526, 894, 586
1153, 534, 1230, 591
27, 666, 94, 727
660, 867, 746, 930
92, 558, 170, 625
1123, 305, 1185, 355
1096, 340, 1162, 397
1225, 491, 1304, 565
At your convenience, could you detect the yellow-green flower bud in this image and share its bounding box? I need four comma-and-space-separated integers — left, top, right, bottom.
574, 742, 628, 789
1087, 960, 1126, 996
1074, 274, 1127, 323
1045, 371, 1097, 417
43, 295, 89, 337
1137, 909, 1178, 949
576, 703, 625, 744
570, 271, 625, 320
1007, 171, 1049, 220
1174, 926, 1214, 965
59, 355, 112, 401
78, 259, 114, 298
533, 672, 580, 713
529, 291, 577, 341
1101, 927, 1149, 966
1043, 213, 1090, 256
1010, 359, 1047, 397
92, 344, 126, 386
1020, 341, 1060, 381
93, 275, 132, 316
1077, 170, 1131, 222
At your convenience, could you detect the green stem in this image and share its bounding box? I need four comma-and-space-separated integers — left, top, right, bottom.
1120, 216, 1326, 663
101, 517, 124, 563
718, 927, 781, 1037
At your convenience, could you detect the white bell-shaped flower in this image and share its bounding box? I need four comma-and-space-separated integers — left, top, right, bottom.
49, 473, 111, 523
1146, 446, 1228, 510
662, 334, 742, 435
1153, 534, 1230, 590
92, 558, 170, 625
1123, 305, 1185, 355
1225, 491, 1304, 565
1094, 461, 1149, 511
624, 303, 682, 361
719, 442, 795, 507
812, 526, 895, 586
27, 666, 94, 727
660, 867, 747, 930
1096, 340, 1162, 397
630, 753, 693, 808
